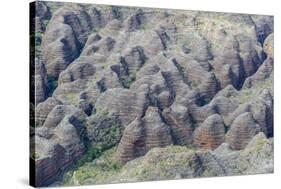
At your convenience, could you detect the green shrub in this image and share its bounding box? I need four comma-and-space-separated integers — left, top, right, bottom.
31, 152, 40, 159
43, 20, 49, 28
64, 147, 122, 185
120, 72, 137, 88
77, 144, 105, 167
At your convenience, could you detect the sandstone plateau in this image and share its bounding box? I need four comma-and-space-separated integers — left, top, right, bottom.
30, 1, 274, 187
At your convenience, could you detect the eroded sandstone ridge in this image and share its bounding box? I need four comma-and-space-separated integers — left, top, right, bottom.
31, 1, 273, 186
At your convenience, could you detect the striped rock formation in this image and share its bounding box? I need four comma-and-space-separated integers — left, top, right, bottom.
162, 103, 193, 145
115, 118, 146, 162
94, 87, 149, 126
263, 33, 273, 58
116, 106, 172, 162
34, 115, 87, 186
35, 97, 62, 127
226, 112, 261, 150
243, 57, 273, 88
32, 2, 274, 186
193, 114, 225, 150
34, 58, 48, 105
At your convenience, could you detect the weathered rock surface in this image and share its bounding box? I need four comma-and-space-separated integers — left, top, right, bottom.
210, 96, 237, 117
116, 146, 225, 182
116, 107, 172, 162
66, 132, 273, 185
214, 132, 273, 175
225, 88, 273, 137
263, 33, 274, 58
35, 97, 62, 127
162, 103, 193, 145
215, 85, 238, 98
42, 105, 86, 128
115, 118, 146, 162
35, 58, 48, 105
226, 112, 260, 150
41, 4, 92, 78
142, 107, 173, 149
252, 15, 273, 44
243, 57, 273, 88
94, 88, 149, 126
189, 103, 217, 123
193, 114, 225, 150
32, 2, 274, 186
34, 1, 51, 32
34, 115, 87, 186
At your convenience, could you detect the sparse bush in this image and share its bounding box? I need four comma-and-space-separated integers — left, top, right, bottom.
77, 144, 105, 167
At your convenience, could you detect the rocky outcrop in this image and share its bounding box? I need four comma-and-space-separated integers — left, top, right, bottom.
193, 114, 225, 149
32, 2, 274, 186
116, 146, 226, 182
243, 57, 273, 88
189, 103, 217, 123
263, 33, 273, 58
196, 14, 264, 90
162, 104, 193, 145
35, 58, 48, 105
226, 112, 260, 150
34, 115, 87, 186
214, 132, 273, 175
34, 1, 51, 32
42, 105, 86, 128
34, 105, 88, 188
35, 97, 62, 127
115, 118, 146, 162
225, 88, 273, 137
242, 32, 273, 89
252, 15, 273, 44
210, 96, 237, 117
58, 62, 96, 84
142, 107, 173, 149
125, 9, 145, 32
116, 107, 172, 162
67, 132, 273, 185
215, 85, 238, 98
94, 88, 149, 126
41, 5, 92, 78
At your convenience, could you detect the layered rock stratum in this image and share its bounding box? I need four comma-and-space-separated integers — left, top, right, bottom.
31, 1, 273, 186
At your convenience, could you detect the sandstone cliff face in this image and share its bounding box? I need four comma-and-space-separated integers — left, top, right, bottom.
225, 112, 260, 150
35, 58, 48, 105
32, 1, 273, 186
34, 114, 87, 186
193, 114, 225, 150
116, 106, 172, 162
